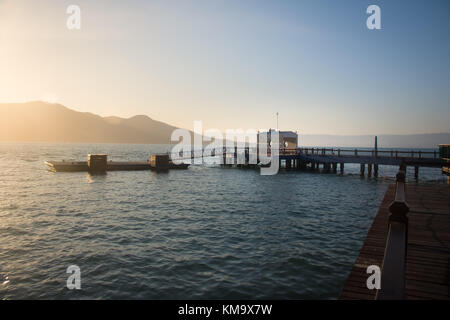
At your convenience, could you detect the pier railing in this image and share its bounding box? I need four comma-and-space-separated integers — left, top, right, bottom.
289, 147, 439, 159
180, 147, 439, 161
376, 166, 409, 300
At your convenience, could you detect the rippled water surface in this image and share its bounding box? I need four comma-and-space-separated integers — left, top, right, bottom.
0, 143, 446, 299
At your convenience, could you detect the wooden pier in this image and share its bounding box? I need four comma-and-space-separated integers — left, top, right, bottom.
186, 146, 446, 178
339, 178, 450, 300
279, 147, 444, 176
46, 146, 447, 179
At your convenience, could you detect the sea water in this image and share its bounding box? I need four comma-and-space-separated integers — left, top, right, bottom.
0, 143, 445, 299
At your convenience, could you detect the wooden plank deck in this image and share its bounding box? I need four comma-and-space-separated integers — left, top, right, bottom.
340, 183, 450, 300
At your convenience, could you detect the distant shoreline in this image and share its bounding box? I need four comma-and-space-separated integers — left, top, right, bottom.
1, 102, 449, 148
0, 141, 442, 150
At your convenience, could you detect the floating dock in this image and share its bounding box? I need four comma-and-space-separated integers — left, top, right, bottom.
45, 154, 189, 172
340, 182, 450, 300
45, 161, 190, 172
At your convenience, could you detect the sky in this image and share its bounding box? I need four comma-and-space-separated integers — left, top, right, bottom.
0, 0, 449, 135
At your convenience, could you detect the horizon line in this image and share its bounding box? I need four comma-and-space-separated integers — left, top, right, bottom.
1, 100, 449, 137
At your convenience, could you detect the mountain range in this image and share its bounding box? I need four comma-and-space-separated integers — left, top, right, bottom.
0, 101, 178, 144
0, 101, 449, 148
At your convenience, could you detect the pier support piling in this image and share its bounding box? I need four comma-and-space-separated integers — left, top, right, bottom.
286, 159, 292, 170
340, 163, 344, 174
374, 164, 379, 177
360, 164, 365, 176
415, 166, 419, 180
332, 163, 337, 174
368, 164, 373, 177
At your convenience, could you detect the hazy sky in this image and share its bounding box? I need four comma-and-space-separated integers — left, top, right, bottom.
0, 0, 449, 134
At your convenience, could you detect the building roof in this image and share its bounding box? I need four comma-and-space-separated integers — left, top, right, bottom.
278, 131, 298, 138
259, 130, 297, 138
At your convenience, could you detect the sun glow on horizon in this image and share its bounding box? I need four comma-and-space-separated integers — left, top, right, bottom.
0, 0, 449, 135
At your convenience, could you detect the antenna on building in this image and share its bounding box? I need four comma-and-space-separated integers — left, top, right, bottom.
276, 112, 279, 131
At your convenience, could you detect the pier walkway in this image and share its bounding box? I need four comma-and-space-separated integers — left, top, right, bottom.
292, 147, 441, 167
187, 147, 445, 178
339, 182, 450, 300
46, 147, 445, 176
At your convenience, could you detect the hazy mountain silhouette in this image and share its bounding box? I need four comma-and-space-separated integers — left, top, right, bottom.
0, 101, 180, 144
0, 101, 449, 147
